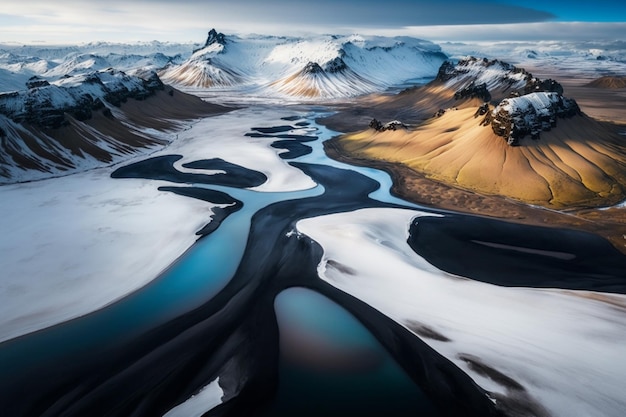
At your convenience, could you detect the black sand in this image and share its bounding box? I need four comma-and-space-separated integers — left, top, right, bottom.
408, 214, 626, 294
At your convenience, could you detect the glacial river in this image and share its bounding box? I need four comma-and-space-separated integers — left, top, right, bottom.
1, 106, 625, 417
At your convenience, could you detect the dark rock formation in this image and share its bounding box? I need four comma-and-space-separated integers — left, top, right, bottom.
323, 57, 348, 73
435, 61, 457, 82
435, 57, 564, 102
302, 62, 325, 75
434, 57, 583, 146
434, 109, 447, 118
473, 103, 490, 118
193, 29, 227, 53
482, 92, 581, 145
25, 77, 50, 89
206, 29, 226, 46
454, 82, 491, 102
369, 118, 407, 131
524, 78, 563, 95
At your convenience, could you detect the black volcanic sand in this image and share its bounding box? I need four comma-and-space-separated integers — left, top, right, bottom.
245, 132, 319, 141
112, 155, 267, 188
251, 125, 299, 134
270, 140, 312, 159
0, 162, 503, 417
408, 215, 626, 294
280, 116, 302, 121
158, 186, 243, 237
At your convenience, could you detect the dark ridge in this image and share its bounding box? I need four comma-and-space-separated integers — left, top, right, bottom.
302, 62, 325, 75
454, 82, 491, 102
0, 69, 165, 129
323, 57, 348, 74
193, 28, 227, 53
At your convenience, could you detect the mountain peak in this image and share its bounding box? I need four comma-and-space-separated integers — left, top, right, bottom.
192, 29, 227, 54
204, 29, 226, 47
302, 62, 325, 75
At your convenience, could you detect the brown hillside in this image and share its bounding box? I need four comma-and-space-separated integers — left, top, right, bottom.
339, 107, 626, 208
586, 76, 626, 89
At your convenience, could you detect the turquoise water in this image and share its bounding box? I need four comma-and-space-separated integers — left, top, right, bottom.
270, 287, 436, 417
0, 107, 432, 413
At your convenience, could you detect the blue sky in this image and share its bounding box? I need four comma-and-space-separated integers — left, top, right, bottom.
1, 0, 624, 43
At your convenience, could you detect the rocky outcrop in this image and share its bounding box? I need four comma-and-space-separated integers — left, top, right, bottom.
524, 78, 564, 95
302, 58, 349, 75
454, 82, 491, 102
437, 57, 564, 104
0, 69, 164, 129
481, 92, 581, 145
193, 28, 226, 53
369, 118, 407, 131
431, 57, 580, 145
25, 76, 50, 89
324, 57, 348, 73
302, 62, 325, 75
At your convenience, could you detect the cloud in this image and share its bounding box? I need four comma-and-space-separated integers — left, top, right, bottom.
0, 0, 558, 43
0, 1, 622, 44
392, 22, 626, 42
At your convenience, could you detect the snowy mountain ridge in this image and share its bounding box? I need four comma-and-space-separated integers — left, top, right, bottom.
432, 57, 580, 145
0, 68, 228, 184
0, 69, 164, 128
159, 30, 448, 98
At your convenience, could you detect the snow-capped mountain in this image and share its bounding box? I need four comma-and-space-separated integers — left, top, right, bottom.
0, 69, 227, 183
431, 57, 580, 144
160, 32, 244, 88
160, 29, 447, 98
0, 42, 192, 92
440, 40, 626, 78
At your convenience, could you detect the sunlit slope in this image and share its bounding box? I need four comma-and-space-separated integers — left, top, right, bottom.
341, 107, 626, 207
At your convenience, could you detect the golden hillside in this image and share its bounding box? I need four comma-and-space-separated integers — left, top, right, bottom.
340, 106, 626, 208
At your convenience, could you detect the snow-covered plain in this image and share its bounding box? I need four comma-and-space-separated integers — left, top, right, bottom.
297, 208, 626, 417
0, 107, 315, 342
0, 170, 216, 342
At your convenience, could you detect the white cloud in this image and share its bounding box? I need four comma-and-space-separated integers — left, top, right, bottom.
393, 22, 626, 42
0, 1, 624, 44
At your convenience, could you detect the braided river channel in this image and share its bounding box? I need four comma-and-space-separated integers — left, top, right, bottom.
2, 106, 625, 417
